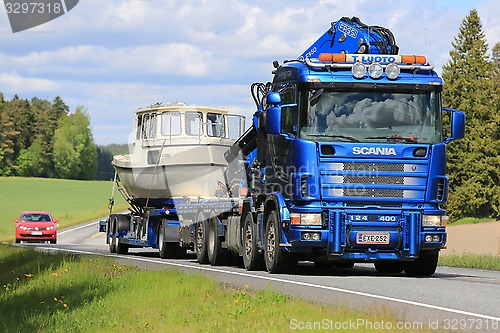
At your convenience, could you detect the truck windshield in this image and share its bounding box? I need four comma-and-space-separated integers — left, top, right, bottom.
299, 89, 442, 144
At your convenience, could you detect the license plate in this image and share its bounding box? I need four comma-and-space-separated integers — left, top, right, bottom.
30, 231, 43, 236
356, 232, 390, 245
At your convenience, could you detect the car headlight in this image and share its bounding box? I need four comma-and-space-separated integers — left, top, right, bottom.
290, 213, 322, 226
46, 226, 55, 230
19, 225, 28, 230
422, 215, 447, 227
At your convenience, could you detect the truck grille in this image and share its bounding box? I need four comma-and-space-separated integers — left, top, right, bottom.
343, 162, 404, 172
320, 161, 427, 202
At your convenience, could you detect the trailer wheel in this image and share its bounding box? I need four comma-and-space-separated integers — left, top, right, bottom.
115, 215, 130, 255
404, 251, 439, 277
242, 212, 264, 270
116, 240, 129, 254
207, 217, 228, 266
109, 217, 117, 253
159, 222, 186, 259
374, 262, 404, 274
195, 212, 209, 264
159, 222, 168, 259
264, 210, 297, 274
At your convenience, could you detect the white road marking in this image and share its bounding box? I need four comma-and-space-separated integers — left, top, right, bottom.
37, 246, 500, 322
58, 221, 101, 235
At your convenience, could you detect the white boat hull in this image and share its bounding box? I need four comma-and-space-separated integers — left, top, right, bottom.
113, 142, 235, 199
114, 162, 228, 199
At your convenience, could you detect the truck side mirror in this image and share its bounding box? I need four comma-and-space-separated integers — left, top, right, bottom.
266, 92, 282, 135
443, 107, 465, 144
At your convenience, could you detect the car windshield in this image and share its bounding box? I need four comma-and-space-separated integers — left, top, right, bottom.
20, 214, 52, 222
299, 89, 443, 144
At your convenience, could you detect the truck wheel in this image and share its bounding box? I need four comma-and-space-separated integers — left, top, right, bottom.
207, 217, 228, 266
195, 212, 209, 264
242, 212, 264, 270
404, 251, 439, 277
264, 210, 297, 274
109, 218, 117, 253
374, 262, 404, 274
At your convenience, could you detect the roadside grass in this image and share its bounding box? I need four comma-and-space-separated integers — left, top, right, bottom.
449, 216, 497, 226
1, 244, 434, 333
439, 252, 500, 271
0, 177, 128, 242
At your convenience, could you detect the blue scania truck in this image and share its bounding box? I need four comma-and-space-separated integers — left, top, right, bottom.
110, 17, 465, 277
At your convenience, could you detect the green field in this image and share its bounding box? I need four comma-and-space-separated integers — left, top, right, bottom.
0, 177, 128, 242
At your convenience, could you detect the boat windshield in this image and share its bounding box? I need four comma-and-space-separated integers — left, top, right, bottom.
299, 89, 443, 144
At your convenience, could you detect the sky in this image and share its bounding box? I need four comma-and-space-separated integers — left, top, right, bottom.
0, 0, 498, 145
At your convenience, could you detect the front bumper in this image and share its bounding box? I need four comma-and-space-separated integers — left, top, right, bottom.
282, 210, 446, 261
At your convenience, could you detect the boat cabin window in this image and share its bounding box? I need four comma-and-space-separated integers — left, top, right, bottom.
161, 112, 181, 136
142, 113, 157, 139
207, 113, 225, 137
136, 115, 143, 140
227, 115, 245, 140
186, 112, 203, 136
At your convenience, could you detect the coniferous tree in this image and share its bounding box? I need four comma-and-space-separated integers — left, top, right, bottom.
442, 10, 500, 219
0, 108, 20, 175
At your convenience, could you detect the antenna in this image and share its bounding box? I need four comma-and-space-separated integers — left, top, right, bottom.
424, 27, 427, 55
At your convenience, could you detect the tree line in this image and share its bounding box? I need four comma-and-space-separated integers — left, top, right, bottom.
0, 95, 126, 180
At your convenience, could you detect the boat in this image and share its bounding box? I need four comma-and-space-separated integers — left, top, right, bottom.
112, 102, 246, 203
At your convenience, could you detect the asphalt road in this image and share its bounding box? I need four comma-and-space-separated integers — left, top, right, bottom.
23, 220, 500, 332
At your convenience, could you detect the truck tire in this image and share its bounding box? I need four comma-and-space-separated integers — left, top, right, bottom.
242, 212, 264, 270
105, 217, 111, 245
195, 212, 209, 264
374, 262, 404, 274
159, 222, 186, 259
207, 217, 228, 266
109, 218, 117, 253
404, 251, 439, 277
115, 215, 130, 255
116, 240, 129, 254
264, 210, 297, 274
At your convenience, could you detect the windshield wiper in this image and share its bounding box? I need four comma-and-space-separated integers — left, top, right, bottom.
306, 133, 360, 142
365, 135, 419, 143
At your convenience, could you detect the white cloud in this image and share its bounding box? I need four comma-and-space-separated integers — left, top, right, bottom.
0, 73, 60, 92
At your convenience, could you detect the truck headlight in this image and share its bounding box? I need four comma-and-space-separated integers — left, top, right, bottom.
290, 213, 322, 226
422, 215, 447, 227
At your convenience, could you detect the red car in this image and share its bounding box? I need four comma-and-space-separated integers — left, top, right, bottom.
14, 211, 58, 244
